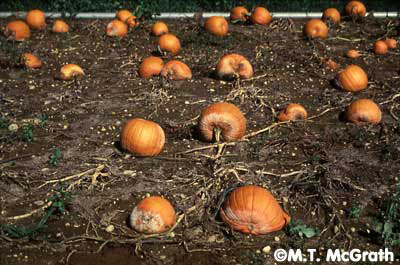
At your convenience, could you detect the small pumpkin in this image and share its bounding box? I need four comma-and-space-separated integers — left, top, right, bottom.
160, 60, 192, 80
345, 99, 381, 124
198, 102, 246, 142
130, 196, 176, 234
152, 21, 168, 36
139, 56, 164, 78
216, 53, 253, 80
346, 49, 361, 58
220, 185, 290, 235
335, 64, 368, 92
52, 19, 70, 33
322, 8, 341, 24
22, 53, 42, 69
324, 58, 339, 70
373, 40, 388, 55
106, 19, 128, 37
230, 6, 249, 21
158, 33, 181, 55
59, 64, 85, 80
26, 9, 46, 30
345, 1, 367, 17
250, 6, 272, 25
385, 38, 397, 49
304, 18, 328, 39
277, 103, 308, 121
120, 118, 165, 156
4, 20, 31, 41
116, 10, 138, 28
204, 16, 229, 37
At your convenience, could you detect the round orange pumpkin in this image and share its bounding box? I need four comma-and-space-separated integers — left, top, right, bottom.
345, 1, 367, 17
4, 20, 31, 41
130, 196, 176, 234
106, 19, 128, 37
152, 21, 168, 36
216, 53, 253, 80
198, 102, 246, 142
346, 49, 361, 58
160, 60, 192, 80
385, 38, 397, 49
52, 19, 70, 33
250, 6, 272, 25
59, 64, 85, 80
220, 185, 291, 235
158, 33, 181, 55
120, 118, 165, 157
116, 10, 138, 28
322, 8, 341, 24
204, 16, 229, 36
373, 40, 388, 55
139, 56, 164, 78
23, 53, 42, 69
277, 103, 308, 121
336, 64, 368, 92
345, 99, 381, 124
304, 18, 328, 39
230, 6, 249, 21
26, 9, 46, 30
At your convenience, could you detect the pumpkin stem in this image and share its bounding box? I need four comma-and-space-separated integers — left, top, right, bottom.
214, 127, 222, 143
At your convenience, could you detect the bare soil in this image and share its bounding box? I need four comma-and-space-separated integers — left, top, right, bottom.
0, 15, 400, 265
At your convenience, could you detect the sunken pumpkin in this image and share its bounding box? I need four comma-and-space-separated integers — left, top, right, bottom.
345, 99, 382, 124
277, 103, 308, 121
130, 196, 176, 234
220, 185, 290, 235
120, 118, 165, 157
198, 102, 246, 142
216, 53, 253, 80
160, 60, 192, 80
58, 64, 84, 80
23, 53, 42, 69
335, 64, 368, 92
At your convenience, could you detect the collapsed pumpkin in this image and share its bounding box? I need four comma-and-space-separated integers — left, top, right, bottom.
345, 99, 382, 124
277, 103, 308, 121
215, 53, 253, 80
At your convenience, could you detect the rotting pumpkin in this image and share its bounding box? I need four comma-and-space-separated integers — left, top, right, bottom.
4, 20, 31, 41
52, 20, 70, 33
160, 60, 192, 80
120, 118, 165, 157
58, 64, 85, 80
22, 53, 42, 69
345, 1, 367, 17
130, 196, 176, 234
116, 10, 138, 28
198, 102, 246, 142
322, 8, 341, 24
106, 19, 128, 37
220, 185, 291, 235
230, 6, 250, 21
215, 53, 253, 80
345, 99, 382, 124
277, 103, 308, 121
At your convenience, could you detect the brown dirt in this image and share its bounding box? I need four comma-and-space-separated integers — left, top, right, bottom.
0, 15, 400, 265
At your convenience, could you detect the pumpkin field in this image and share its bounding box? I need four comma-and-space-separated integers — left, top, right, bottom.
1, 3, 400, 265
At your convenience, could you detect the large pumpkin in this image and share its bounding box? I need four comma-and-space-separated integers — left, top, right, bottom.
336, 64, 368, 92
220, 185, 290, 235
120, 118, 165, 156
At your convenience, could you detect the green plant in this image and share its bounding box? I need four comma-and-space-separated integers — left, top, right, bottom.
0, 185, 72, 239
48, 148, 62, 166
349, 203, 362, 219
0, 117, 9, 129
287, 220, 319, 239
22, 123, 34, 142
39, 114, 48, 127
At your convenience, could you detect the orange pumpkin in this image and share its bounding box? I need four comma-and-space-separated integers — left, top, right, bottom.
204, 16, 229, 36
152, 21, 168, 36
106, 19, 128, 37
346, 49, 361, 58
250, 6, 272, 25
160, 60, 192, 80
345, 99, 381, 124
230, 6, 249, 21
130, 196, 176, 234
59, 64, 85, 80
52, 19, 69, 33
158, 33, 181, 55
116, 10, 138, 28
277, 103, 308, 121
120, 118, 165, 156
198, 102, 246, 142
304, 19, 328, 39
216, 54, 253, 80
374, 40, 388, 55
4, 20, 31, 41
336, 64, 368, 92
139, 56, 164, 78
220, 185, 290, 235
322, 8, 341, 24
385, 38, 397, 49
23, 53, 42, 69
345, 1, 367, 17
26, 9, 46, 30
